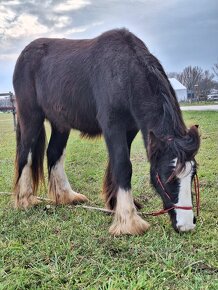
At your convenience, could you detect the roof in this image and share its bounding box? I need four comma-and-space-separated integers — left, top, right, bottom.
169, 78, 187, 90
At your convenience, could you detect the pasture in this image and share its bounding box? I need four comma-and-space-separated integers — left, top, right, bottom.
0, 111, 217, 289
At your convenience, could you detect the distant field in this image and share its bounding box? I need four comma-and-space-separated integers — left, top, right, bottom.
0, 111, 218, 289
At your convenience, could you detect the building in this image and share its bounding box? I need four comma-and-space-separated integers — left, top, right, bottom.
169, 78, 187, 102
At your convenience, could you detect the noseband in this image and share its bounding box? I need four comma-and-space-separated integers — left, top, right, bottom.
152, 173, 200, 216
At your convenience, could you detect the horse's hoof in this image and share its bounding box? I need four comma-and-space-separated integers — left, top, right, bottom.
68, 191, 89, 204
14, 195, 41, 209
48, 188, 89, 205
109, 212, 150, 236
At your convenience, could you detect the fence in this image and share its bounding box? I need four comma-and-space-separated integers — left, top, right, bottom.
0, 92, 17, 130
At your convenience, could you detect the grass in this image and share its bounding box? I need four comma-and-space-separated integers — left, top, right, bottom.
0, 111, 218, 289
179, 101, 218, 106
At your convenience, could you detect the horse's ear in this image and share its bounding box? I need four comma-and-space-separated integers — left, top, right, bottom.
188, 125, 200, 137
147, 131, 160, 161
185, 125, 200, 159
188, 125, 200, 148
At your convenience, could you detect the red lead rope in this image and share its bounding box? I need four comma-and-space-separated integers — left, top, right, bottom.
194, 174, 200, 216
143, 173, 200, 217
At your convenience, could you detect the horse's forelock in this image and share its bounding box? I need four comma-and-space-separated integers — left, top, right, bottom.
148, 126, 200, 178
175, 126, 200, 159
170, 125, 200, 177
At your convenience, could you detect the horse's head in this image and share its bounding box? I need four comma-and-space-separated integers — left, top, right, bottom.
148, 125, 200, 232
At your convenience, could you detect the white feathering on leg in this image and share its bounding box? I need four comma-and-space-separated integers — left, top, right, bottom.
48, 149, 88, 204
109, 188, 150, 235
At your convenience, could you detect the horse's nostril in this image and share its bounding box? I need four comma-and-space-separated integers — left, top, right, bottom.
193, 216, 196, 224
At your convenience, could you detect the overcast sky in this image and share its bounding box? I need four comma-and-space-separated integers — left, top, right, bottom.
0, 0, 218, 92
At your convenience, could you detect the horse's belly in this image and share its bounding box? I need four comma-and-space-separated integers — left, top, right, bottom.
42, 98, 101, 136
70, 111, 102, 136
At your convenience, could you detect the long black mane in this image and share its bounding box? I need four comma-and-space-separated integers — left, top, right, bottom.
123, 29, 200, 173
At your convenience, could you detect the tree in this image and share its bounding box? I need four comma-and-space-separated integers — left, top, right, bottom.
168, 66, 217, 101
167, 72, 180, 79
198, 70, 215, 98
212, 60, 218, 78
177, 66, 203, 92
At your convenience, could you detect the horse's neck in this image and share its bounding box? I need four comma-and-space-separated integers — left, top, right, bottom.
140, 111, 175, 147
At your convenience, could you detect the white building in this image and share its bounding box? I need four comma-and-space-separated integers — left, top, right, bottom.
169, 78, 187, 102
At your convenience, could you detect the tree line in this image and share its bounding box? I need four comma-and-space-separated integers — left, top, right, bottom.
168, 60, 218, 100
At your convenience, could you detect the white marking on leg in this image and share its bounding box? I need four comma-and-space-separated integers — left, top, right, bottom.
50, 149, 71, 193
109, 188, 149, 235
48, 149, 88, 204
15, 151, 39, 208
175, 161, 195, 232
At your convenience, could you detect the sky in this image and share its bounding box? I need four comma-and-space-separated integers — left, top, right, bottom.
0, 0, 218, 93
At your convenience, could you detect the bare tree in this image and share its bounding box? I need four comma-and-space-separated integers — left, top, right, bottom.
212, 60, 218, 78
178, 66, 203, 91
168, 66, 218, 101
199, 70, 215, 98
176, 66, 203, 101
167, 72, 180, 79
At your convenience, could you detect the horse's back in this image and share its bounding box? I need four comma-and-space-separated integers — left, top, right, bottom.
13, 37, 100, 133
13, 29, 151, 134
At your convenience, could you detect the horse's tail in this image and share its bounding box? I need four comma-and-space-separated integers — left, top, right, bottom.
31, 123, 46, 193
14, 120, 21, 188
14, 117, 46, 194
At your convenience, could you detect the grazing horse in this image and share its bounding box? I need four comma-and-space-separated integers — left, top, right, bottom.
13, 28, 200, 235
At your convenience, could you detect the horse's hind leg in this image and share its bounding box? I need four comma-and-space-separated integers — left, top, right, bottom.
14, 112, 45, 209
103, 127, 149, 235
47, 126, 88, 204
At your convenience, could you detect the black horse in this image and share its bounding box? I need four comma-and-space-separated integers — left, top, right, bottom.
13, 28, 200, 235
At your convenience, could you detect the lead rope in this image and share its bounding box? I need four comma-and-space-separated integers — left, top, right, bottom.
194, 174, 200, 216
0, 175, 200, 217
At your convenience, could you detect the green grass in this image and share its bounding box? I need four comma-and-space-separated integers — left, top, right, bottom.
0, 111, 218, 289
180, 101, 218, 106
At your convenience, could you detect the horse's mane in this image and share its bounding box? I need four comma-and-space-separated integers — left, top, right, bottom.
119, 29, 201, 173
113, 29, 185, 137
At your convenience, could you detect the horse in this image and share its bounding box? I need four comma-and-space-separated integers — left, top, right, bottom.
13, 28, 200, 235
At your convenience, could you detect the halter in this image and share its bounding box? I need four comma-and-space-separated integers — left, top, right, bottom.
143, 173, 200, 216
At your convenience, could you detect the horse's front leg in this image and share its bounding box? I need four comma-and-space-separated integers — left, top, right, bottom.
103, 128, 150, 236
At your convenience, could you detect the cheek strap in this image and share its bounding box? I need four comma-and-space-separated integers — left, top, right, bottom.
154, 173, 200, 216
